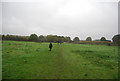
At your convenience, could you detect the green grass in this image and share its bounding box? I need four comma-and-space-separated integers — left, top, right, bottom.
2, 41, 118, 79
0, 41, 2, 80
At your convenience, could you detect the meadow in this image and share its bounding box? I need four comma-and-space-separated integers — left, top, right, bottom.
2, 41, 118, 79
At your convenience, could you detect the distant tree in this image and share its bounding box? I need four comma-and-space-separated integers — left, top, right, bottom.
86, 37, 92, 41
19, 36, 29, 41
94, 39, 100, 41
0, 35, 2, 40
73, 37, 80, 42
61, 36, 65, 42
46, 35, 54, 42
5, 34, 11, 40
29, 34, 38, 41
2, 35, 5, 40
57, 36, 62, 42
53, 35, 59, 42
100, 37, 106, 41
65, 37, 71, 42
38, 35, 46, 42
112, 34, 120, 45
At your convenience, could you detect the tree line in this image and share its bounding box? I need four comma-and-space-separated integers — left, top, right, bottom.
1, 34, 72, 43
0, 34, 120, 45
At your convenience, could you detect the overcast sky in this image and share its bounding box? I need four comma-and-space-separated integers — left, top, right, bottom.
1, 0, 119, 40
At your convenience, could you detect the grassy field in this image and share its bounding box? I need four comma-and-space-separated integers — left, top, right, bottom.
2, 41, 118, 79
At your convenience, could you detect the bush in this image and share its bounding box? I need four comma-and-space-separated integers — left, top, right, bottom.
112, 34, 120, 46
29, 34, 38, 41
79, 41, 112, 45
86, 37, 92, 41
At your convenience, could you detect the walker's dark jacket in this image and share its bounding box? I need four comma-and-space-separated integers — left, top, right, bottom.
49, 43, 52, 48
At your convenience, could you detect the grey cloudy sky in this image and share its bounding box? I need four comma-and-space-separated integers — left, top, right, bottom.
1, 0, 119, 40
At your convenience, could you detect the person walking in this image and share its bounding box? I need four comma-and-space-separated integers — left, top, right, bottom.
49, 42, 53, 51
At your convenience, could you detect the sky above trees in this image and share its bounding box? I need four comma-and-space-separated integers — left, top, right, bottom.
1, 0, 119, 40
